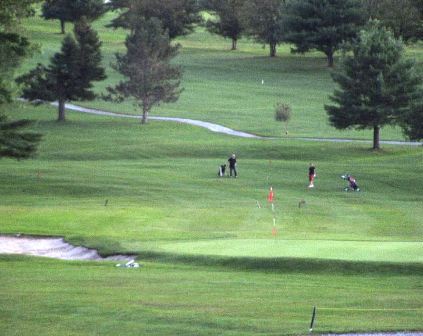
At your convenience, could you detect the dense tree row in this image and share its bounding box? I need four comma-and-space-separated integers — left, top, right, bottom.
0, 0, 421, 153
204, 0, 422, 62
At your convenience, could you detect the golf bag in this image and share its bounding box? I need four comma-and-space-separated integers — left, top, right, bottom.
341, 174, 360, 191
218, 164, 226, 177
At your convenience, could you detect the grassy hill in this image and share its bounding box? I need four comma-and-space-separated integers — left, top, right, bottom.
0, 10, 422, 336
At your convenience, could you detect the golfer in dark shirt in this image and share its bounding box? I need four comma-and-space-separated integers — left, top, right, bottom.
228, 154, 237, 177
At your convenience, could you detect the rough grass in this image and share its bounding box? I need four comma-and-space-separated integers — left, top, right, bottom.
0, 9, 422, 336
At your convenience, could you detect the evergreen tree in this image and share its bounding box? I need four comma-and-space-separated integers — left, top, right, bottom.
361, 0, 423, 42
106, 18, 182, 124
17, 20, 106, 121
399, 99, 423, 141
325, 22, 422, 149
0, 0, 42, 159
204, 0, 244, 50
285, 0, 365, 67
240, 0, 287, 57
0, 114, 42, 159
73, 16, 107, 100
107, 0, 202, 39
42, 0, 105, 34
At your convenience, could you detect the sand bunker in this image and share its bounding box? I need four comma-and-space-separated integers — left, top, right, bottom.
0, 235, 134, 261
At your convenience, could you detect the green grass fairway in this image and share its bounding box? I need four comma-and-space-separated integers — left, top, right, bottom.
1, 256, 422, 336
0, 8, 422, 336
154, 239, 423, 263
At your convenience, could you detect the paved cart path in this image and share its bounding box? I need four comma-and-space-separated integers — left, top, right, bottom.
60, 103, 421, 146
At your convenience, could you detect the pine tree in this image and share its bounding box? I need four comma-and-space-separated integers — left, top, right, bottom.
73, 16, 106, 100
325, 22, 422, 149
0, 114, 42, 159
361, 0, 423, 42
204, 0, 244, 50
0, 0, 42, 159
42, 0, 105, 34
106, 18, 182, 124
240, 0, 287, 57
400, 99, 423, 141
285, 0, 365, 67
17, 20, 106, 121
107, 0, 201, 39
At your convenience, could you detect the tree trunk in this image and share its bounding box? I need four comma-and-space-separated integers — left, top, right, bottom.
60, 19, 65, 34
327, 51, 334, 67
231, 38, 237, 50
57, 98, 66, 122
373, 125, 380, 150
269, 42, 277, 57
141, 104, 148, 124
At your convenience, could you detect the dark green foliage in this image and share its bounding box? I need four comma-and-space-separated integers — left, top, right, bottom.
107, 18, 182, 124
204, 0, 244, 50
0, 0, 38, 103
0, 32, 31, 104
240, 0, 287, 57
361, 0, 423, 42
73, 17, 106, 101
107, 0, 202, 39
17, 21, 106, 121
285, 0, 365, 67
0, 113, 42, 159
400, 99, 423, 141
325, 22, 422, 149
0, 0, 42, 159
42, 0, 105, 34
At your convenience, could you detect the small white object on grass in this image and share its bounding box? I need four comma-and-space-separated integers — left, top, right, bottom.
261, 79, 264, 85
116, 260, 140, 268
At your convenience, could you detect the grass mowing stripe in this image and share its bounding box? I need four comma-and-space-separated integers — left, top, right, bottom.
153, 239, 423, 263
318, 308, 423, 311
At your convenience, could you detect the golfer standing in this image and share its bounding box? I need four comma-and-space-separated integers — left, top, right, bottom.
308, 163, 316, 188
228, 153, 237, 178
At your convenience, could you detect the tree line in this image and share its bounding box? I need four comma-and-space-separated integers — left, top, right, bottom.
0, 0, 422, 160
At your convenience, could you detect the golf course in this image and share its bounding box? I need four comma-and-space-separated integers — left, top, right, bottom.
0, 7, 422, 336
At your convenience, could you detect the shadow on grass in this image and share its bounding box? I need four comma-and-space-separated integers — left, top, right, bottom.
136, 251, 423, 276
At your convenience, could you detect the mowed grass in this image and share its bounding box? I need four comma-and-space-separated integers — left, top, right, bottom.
0, 9, 422, 336
18, 11, 422, 139
1, 256, 422, 336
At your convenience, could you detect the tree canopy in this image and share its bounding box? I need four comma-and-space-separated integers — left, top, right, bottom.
0, 0, 42, 159
17, 18, 106, 121
285, 0, 365, 67
361, 0, 423, 42
106, 18, 183, 124
325, 22, 422, 149
107, 0, 202, 39
241, 0, 287, 57
42, 0, 105, 34
204, 0, 245, 50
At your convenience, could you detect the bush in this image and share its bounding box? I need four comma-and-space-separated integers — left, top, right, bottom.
274, 102, 291, 122
274, 102, 291, 135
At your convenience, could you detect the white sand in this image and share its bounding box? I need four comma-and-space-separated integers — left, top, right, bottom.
0, 235, 134, 261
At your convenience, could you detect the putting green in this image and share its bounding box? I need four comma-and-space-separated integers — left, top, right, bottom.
156, 239, 423, 263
